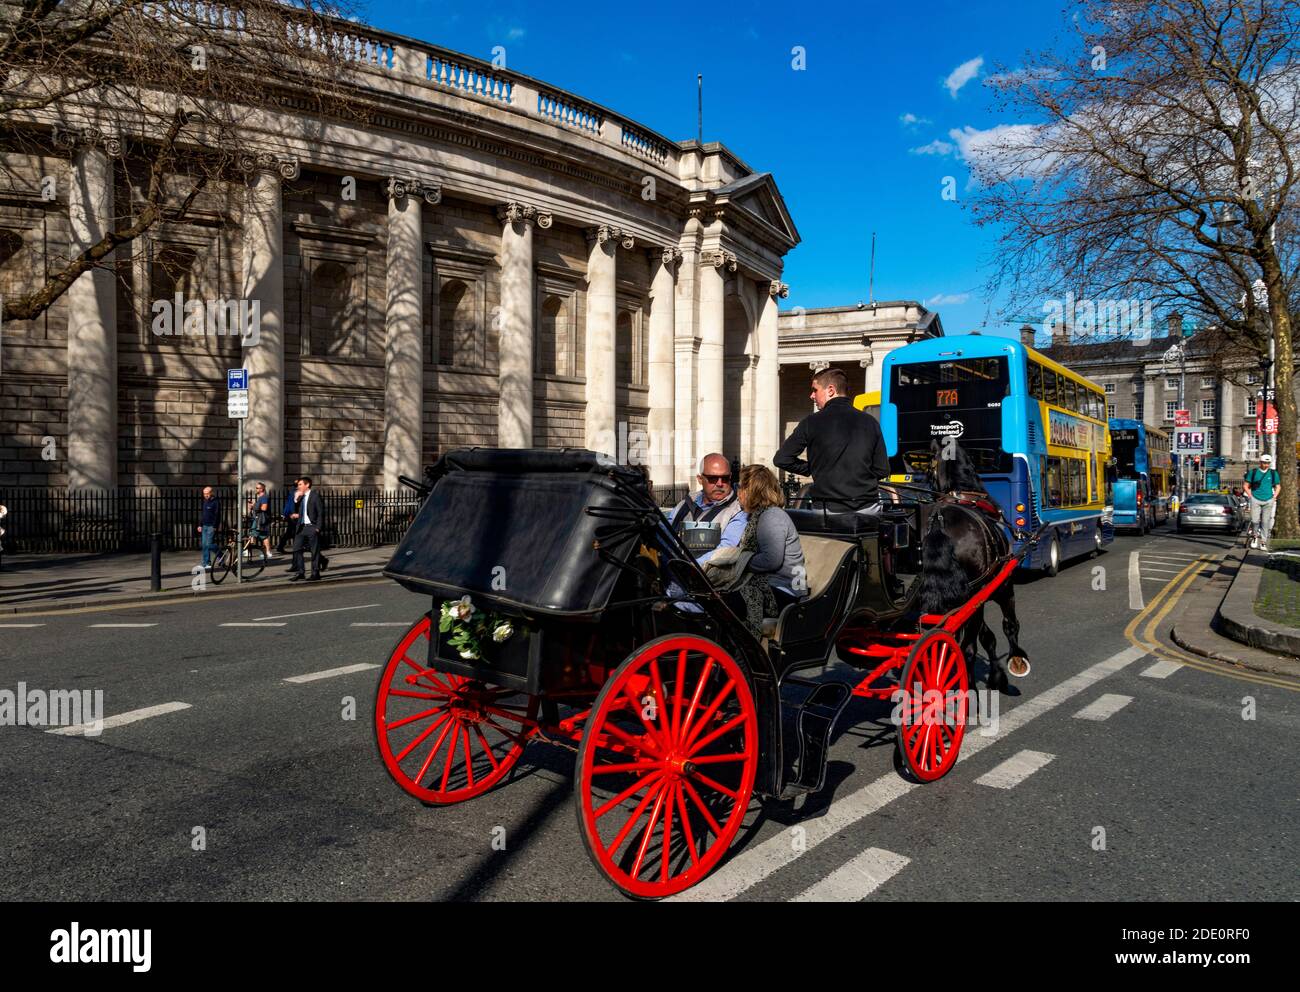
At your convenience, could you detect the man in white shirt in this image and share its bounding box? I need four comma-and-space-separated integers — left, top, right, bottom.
289, 476, 327, 581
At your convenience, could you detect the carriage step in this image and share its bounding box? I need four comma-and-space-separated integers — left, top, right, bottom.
780, 678, 852, 797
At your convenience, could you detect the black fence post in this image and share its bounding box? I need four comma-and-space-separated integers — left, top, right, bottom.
150, 533, 162, 591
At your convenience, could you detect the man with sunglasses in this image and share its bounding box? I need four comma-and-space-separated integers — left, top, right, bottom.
669, 452, 747, 556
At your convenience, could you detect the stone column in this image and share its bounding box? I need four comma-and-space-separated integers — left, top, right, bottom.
674, 214, 703, 484
756, 280, 785, 467
585, 225, 629, 454
647, 247, 680, 485
239, 153, 298, 489
60, 130, 121, 490
496, 202, 550, 448
384, 178, 439, 486
697, 248, 734, 458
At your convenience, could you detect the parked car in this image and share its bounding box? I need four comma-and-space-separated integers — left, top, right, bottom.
1175, 492, 1244, 533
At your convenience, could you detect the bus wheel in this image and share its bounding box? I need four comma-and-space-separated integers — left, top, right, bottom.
1044, 535, 1061, 577
1093, 523, 1104, 555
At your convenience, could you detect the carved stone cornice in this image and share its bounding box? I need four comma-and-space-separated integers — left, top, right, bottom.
704, 249, 738, 272
52, 126, 122, 158
769, 280, 789, 298
387, 176, 442, 205
586, 224, 635, 249
238, 153, 300, 181
498, 201, 552, 228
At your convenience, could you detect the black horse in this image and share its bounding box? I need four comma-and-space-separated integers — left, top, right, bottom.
915, 438, 1029, 692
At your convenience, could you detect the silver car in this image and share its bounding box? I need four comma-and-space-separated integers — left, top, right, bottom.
1176, 493, 1244, 533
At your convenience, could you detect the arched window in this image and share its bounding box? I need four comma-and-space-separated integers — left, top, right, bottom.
439, 279, 478, 367
310, 259, 354, 356
537, 294, 571, 375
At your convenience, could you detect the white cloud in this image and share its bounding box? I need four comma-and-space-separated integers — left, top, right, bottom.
899, 112, 932, 128
944, 56, 984, 98
910, 139, 955, 156
925, 292, 972, 307
948, 122, 1057, 183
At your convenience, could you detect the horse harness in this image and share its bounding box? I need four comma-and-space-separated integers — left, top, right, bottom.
932, 490, 1012, 589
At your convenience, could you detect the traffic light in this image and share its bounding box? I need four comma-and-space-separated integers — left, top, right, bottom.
1192, 456, 1201, 469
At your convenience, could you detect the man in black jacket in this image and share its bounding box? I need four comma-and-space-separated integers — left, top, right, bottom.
774, 367, 891, 512
288, 476, 327, 581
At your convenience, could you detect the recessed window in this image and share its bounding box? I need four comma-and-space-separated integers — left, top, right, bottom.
1202, 399, 1216, 420
1164, 401, 1176, 421
1104, 382, 1115, 394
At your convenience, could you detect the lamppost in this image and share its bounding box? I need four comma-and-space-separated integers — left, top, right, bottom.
1163, 336, 1188, 500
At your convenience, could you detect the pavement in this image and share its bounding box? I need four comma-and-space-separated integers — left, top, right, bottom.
0, 545, 396, 614
1, 523, 1296, 901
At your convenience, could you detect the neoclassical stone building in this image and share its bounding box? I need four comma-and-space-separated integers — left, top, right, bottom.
0, 21, 798, 492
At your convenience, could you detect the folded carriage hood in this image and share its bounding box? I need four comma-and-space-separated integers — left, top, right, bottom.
384, 448, 646, 616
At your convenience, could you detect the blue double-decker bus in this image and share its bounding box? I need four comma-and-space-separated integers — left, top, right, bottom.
880, 333, 1114, 575
1107, 420, 1172, 533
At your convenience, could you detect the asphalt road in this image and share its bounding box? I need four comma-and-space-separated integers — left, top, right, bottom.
2, 525, 1296, 902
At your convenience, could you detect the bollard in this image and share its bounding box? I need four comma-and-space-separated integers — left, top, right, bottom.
150, 533, 162, 592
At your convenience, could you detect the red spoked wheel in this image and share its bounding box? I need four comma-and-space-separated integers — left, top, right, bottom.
375, 615, 538, 804
575, 634, 758, 899
896, 629, 968, 782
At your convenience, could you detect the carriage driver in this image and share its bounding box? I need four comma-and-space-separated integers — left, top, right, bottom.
775, 366, 892, 514
669, 453, 748, 557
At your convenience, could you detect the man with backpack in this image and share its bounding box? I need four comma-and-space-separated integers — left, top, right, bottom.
1244, 452, 1281, 551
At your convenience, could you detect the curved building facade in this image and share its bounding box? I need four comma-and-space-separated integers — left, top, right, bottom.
0, 17, 799, 491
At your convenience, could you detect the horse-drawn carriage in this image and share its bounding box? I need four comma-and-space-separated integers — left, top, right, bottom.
375, 447, 1031, 898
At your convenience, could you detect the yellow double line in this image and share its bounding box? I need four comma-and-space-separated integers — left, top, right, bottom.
1125, 555, 1300, 692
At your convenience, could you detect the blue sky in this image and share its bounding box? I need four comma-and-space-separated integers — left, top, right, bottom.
361, 0, 1074, 338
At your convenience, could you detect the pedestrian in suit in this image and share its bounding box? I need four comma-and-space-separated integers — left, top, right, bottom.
289, 476, 326, 581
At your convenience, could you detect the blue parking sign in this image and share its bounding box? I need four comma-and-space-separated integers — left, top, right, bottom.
227, 369, 248, 390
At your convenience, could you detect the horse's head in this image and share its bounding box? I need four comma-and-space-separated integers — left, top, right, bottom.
929, 437, 986, 495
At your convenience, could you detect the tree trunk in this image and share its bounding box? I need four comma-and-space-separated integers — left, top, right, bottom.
1265, 253, 1296, 538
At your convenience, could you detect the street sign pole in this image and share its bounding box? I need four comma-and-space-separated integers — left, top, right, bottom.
227, 369, 250, 584
237, 416, 243, 585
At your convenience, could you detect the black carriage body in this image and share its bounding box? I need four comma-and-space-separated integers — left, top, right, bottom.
384, 448, 683, 694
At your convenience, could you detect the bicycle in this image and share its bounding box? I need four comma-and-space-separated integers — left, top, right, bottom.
210, 528, 268, 583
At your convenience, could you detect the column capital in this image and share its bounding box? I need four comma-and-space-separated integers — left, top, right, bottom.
809, 360, 830, 373
769, 280, 789, 298
657, 245, 682, 267
704, 249, 738, 272
53, 125, 122, 158
586, 224, 634, 249
387, 176, 442, 205
239, 152, 300, 181
859, 355, 874, 367
498, 201, 552, 228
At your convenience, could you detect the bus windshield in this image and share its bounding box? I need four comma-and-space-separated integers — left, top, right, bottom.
1111, 428, 1140, 478
890, 357, 1012, 475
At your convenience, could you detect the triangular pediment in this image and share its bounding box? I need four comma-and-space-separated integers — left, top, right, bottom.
712, 172, 800, 247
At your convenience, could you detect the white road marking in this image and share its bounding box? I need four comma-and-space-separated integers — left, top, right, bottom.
1140, 568, 1183, 575
976, 749, 1056, 789
252, 604, 379, 621
283, 663, 379, 684
1073, 693, 1134, 721
670, 644, 1148, 902
0, 623, 45, 628
1128, 552, 1143, 610
790, 848, 911, 902
1140, 658, 1182, 679
90, 623, 158, 628
350, 622, 411, 627
46, 701, 191, 736
219, 622, 288, 627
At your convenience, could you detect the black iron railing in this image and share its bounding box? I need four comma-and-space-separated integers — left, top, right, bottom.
0, 486, 423, 554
